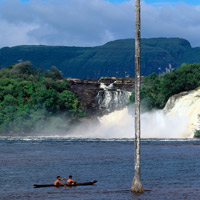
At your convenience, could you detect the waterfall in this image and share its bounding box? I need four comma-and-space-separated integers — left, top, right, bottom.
69, 84, 200, 139
96, 82, 131, 113
164, 88, 200, 137
97, 88, 200, 138
98, 107, 188, 138
70, 106, 188, 138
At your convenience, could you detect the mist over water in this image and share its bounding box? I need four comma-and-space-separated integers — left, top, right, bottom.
69, 107, 190, 139
67, 87, 200, 139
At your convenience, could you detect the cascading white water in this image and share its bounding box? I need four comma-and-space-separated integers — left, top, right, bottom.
69, 86, 200, 139
164, 88, 200, 137
69, 106, 188, 138
96, 88, 200, 138
98, 107, 188, 138
96, 82, 131, 112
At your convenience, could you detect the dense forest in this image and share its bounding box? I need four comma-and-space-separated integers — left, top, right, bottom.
1, 61, 200, 135
130, 63, 200, 111
0, 62, 86, 135
1, 38, 200, 78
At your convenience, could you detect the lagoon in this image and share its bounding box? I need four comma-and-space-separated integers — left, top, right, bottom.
1, 137, 200, 200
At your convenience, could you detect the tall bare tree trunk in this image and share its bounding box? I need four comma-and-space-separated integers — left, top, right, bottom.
131, 0, 145, 193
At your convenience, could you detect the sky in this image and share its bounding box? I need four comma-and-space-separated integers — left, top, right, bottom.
0, 0, 200, 48
110, 0, 200, 5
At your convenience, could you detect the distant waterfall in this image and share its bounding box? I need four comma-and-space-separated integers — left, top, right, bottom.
95, 87, 200, 138
164, 88, 200, 137
96, 82, 131, 113
70, 106, 189, 138
68, 87, 200, 138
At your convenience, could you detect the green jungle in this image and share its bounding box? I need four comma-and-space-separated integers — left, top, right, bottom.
0, 62, 86, 135
1, 61, 200, 135
130, 63, 200, 110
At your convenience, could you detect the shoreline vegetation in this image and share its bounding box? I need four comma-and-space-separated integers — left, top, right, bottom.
130, 63, 200, 110
1, 62, 200, 136
0, 62, 86, 135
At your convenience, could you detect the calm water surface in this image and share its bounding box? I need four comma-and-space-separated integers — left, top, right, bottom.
1, 137, 200, 200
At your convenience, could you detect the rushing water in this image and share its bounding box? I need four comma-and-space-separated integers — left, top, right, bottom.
96, 82, 131, 113
1, 137, 200, 200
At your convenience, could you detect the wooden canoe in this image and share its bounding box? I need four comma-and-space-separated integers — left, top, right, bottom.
33, 180, 97, 188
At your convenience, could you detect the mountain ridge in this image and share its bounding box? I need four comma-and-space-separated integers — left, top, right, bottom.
0, 37, 199, 78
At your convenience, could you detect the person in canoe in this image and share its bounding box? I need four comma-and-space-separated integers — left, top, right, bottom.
67, 175, 76, 185
54, 176, 66, 186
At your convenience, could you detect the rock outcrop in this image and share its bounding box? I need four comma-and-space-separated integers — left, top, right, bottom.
67, 77, 143, 116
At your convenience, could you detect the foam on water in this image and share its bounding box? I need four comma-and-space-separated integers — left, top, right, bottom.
0, 106, 190, 139
0, 136, 198, 144
3, 87, 199, 139
69, 107, 189, 138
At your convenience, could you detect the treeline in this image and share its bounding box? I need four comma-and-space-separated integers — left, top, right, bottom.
1, 38, 198, 78
130, 63, 200, 110
0, 62, 86, 135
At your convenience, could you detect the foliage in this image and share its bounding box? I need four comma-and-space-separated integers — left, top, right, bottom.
1, 38, 199, 78
130, 63, 200, 110
194, 130, 200, 138
44, 66, 63, 80
0, 62, 86, 135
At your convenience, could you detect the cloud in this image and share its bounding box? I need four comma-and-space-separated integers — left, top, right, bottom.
141, 2, 200, 47
0, 0, 200, 48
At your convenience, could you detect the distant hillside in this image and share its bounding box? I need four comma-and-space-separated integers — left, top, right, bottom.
0, 38, 200, 78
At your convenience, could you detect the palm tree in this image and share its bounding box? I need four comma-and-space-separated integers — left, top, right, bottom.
131, 0, 145, 193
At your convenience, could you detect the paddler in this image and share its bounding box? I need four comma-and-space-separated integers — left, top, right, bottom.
54, 176, 66, 186
67, 175, 76, 185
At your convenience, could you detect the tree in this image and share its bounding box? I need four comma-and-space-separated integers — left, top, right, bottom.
44, 66, 62, 80
0, 63, 86, 134
131, 0, 145, 193
10, 61, 32, 75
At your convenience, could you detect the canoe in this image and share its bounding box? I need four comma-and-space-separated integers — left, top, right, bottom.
33, 180, 97, 188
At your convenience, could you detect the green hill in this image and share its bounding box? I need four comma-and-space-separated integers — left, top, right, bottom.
0, 37, 199, 78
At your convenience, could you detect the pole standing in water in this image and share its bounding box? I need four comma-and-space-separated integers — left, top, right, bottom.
131, 0, 145, 193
